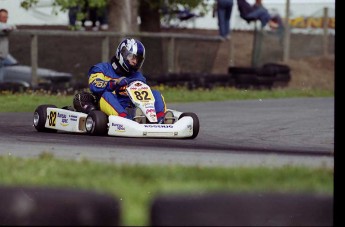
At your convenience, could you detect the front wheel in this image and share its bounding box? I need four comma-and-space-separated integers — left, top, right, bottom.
33, 104, 58, 133
179, 112, 200, 139
85, 110, 108, 136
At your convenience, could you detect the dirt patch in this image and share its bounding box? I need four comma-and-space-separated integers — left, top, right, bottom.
170, 28, 334, 90
285, 55, 334, 90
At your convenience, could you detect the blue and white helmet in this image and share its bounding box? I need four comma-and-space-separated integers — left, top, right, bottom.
113, 38, 145, 74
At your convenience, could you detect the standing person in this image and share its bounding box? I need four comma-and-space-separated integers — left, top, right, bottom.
68, 6, 81, 30
97, 5, 109, 31
214, 0, 234, 40
237, 0, 283, 30
79, 38, 173, 124
88, 3, 109, 31
0, 8, 16, 82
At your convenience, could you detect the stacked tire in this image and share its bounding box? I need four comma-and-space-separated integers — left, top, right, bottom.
261, 63, 291, 87
228, 63, 291, 89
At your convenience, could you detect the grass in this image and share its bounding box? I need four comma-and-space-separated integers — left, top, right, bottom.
0, 154, 333, 226
0, 86, 334, 112
0, 86, 334, 225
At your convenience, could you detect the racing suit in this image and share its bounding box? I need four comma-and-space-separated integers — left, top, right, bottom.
88, 62, 167, 120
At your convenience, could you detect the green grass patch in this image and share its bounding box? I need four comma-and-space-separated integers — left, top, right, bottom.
0, 87, 334, 225
0, 91, 72, 112
157, 86, 333, 102
0, 154, 333, 226
0, 87, 334, 112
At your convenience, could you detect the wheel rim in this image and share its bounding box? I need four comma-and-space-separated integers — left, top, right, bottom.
85, 117, 94, 132
33, 112, 39, 126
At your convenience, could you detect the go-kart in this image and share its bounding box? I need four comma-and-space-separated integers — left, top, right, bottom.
33, 81, 200, 139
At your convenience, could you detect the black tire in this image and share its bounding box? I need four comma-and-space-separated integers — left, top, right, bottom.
178, 112, 200, 139
233, 73, 256, 89
256, 76, 275, 89
262, 63, 291, 74
257, 67, 276, 78
85, 110, 108, 136
228, 66, 258, 74
33, 104, 58, 133
0, 186, 120, 226
275, 73, 291, 82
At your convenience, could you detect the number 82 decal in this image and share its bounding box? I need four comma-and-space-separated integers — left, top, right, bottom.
49, 111, 57, 127
130, 90, 154, 102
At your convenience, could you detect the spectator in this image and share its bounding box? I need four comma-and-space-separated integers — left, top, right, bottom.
81, 0, 109, 31
89, 5, 109, 31
68, 1, 108, 31
214, 0, 234, 40
237, 0, 284, 30
68, 6, 81, 29
0, 8, 16, 82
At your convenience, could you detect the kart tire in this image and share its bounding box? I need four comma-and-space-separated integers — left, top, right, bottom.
179, 112, 200, 139
33, 104, 58, 133
86, 110, 108, 136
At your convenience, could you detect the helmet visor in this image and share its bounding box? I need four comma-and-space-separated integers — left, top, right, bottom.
121, 46, 144, 71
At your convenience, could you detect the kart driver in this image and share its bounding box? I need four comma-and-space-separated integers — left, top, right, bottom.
85, 38, 172, 124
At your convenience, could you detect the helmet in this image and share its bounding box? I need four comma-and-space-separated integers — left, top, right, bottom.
112, 38, 145, 74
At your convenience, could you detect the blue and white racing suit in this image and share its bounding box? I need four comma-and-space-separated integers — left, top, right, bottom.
88, 62, 167, 120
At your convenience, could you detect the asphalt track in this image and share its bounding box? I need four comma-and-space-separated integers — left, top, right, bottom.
0, 97, 334, 168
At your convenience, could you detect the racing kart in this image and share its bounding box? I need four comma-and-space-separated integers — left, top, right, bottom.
33, 81, 200, 139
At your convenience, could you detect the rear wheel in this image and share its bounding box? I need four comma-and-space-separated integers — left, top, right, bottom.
178, 112, 200, 139
33, 104, 58, 133
85, 110, 108, 136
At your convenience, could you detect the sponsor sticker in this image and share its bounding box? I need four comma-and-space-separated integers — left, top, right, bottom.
112, 123, 126, 132
70, 115, 78, 122
60, 118, 69, 126
144, 124, 173, 128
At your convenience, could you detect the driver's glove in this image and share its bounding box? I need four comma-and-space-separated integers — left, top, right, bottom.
108, 77, 128, 91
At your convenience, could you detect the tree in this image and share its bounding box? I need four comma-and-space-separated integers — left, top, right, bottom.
107, 0, 139, 32
139, 0, 210, 31
139, 0, 161, 32
20, 0, 210, 32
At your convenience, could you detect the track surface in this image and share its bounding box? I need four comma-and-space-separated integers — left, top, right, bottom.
0, 98, 334, 168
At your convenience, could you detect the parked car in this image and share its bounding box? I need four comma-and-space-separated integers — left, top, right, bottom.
1, 54, 73, 92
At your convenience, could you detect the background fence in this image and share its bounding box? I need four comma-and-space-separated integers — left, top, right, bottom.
9, 27, 334, 88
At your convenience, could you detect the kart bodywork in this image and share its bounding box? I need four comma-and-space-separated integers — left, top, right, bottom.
33, 81, 200, 139
33, 105, 199, 139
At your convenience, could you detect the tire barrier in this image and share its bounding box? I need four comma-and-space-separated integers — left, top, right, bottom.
228, 63, 291, 89
0, 63, 291, 93
151, 73, 235, 90
0, 186, 120, 226
1, 186, 331, 226
150, 192, 332, 226
149, 63, 291, 90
